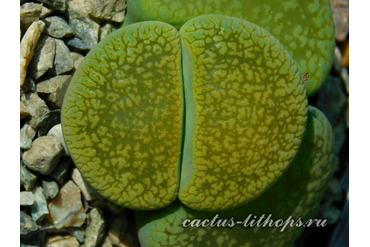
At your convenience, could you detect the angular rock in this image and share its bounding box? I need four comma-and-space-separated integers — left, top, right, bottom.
85, 0, 127, 22
68, 9, 100, 49
21, 161, 39, 191
70, 52, 84, 70
35, 109, 61, 136
43, 16, 74, 38
37, 75, 71, 109
99, 22, 117, 41
71, 168, 101, 201
30, 185, 49, 222
20, 101, 30, 120
20, 211, 38, 235
21, 77, 37, 93
20, 3, 42, 33
21, 92, 49, 129
22, 136, 63, 175
20, 123, 36, 150
28, 35, 56, 79
66, 227, 85, 243
40, 5, 54, 18
47, 180, 86, 228
47, 156, 72, 184
20, 21, 46, 86
37, 0, 66, 12
45, 235, 79, 247
20, 191, 34, 206
47, 124, 69, 156
84, 208, 105, 247
53, 39, 74, 75
42, 178, 59, 200
66, 36, 89, 51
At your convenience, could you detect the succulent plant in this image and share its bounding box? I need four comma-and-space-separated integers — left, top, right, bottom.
124, 0, 335, 96
61, 2, 336, 246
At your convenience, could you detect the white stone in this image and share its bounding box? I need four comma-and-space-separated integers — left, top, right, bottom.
71, 168, 101, 201
20, 123, 36, 150
47, 180, 86, 229
47, 124, 69, 156
20, 191, 34, 206
20, 20, 45, 86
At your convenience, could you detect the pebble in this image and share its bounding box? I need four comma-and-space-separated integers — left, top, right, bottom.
20, 3, 43, 33
20, 123, 36, 150
20, 191, 34, 206
43, 16, 74, 38
35, 109, 61, 136
20, 211, 38, 236
37, 75, 71, 109
28, 35, 56, 79
20, 101, 30, 120
20, 20, 46, 86
84, 0, 127, 22
40, 5, 54, 18
66, 36, 90, 51
22, 136, 63, 175
53, 39, 74, 75
47, 180, 86, 228
70, 52, 85, 70
84, 208, 105, 247
99, 22, 117, 41
47, 156, 72, 184
42, 178, 59, 200
21, 93, 49, 128
37, 0, 66, 12
44, 235, 80, 247
68, 9, 100, 50
100, 236, 113, 247
20, 161, 38, 191
47, 124, 69, 156
66, 227, 85, 243
329, 0, 349, 41
30, 185, 49, 222
71, 168, 101, 201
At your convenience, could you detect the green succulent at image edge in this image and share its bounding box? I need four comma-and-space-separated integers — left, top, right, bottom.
60, 1, 336, 246
124, 0, 335, 97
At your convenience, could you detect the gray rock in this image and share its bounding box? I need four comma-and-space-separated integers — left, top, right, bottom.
20, 101, 30, 120
21, 161, 39, 191
37, 0, 66, 12
20, 3, 43, 33
53, 39, 74, 75
47, 156, 72, 184
66, 36, 89, 51
20, 123, 36, 150
71, 168, 101, 201
66, 227, 85, 243
20, 211, 38, 235
45, 235, 79, 247
30, 185, 49, 222
21, 77, 37, 94
84, 208, 105, 247
99, 22, 117, 41
21, 21, 46, 86
85, 0, 127, 22
42, 178, 59, 200
37, 75, 71, 109
21, 92, 49, 129
28, 35, 56, 79
47, 124, 69, 156
68, 9, 100, 50
71, 52, 85, 70
20, 191, 34, 206
22, 136, 63, 175
43, 16, 73, 38
35, 109, 61, 136
40, 5, 54, 18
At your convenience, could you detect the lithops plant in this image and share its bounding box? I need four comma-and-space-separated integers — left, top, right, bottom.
124, 0, 335, 96
135, 106, 335, 247
179, 15, 307, 211
61, 2, 336, 247
62, 14, 308, 211
62, 21, 184, 210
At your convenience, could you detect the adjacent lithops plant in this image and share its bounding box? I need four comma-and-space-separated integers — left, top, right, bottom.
124, 0, 335, 96
136, 106, 335, 247
61, 1, 336, 246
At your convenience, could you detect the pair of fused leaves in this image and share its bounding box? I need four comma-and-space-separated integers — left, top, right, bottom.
124, 0, 335, 96
62, 15, 308, 212
136, 106, 335, 247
